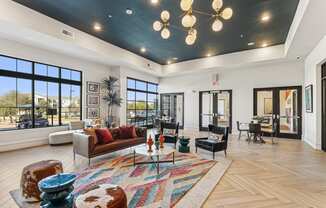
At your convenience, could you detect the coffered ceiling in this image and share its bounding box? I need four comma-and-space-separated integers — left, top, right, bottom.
12, 0, 299, 65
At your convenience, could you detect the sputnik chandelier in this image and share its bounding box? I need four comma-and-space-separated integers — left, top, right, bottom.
153, 0, 233, 45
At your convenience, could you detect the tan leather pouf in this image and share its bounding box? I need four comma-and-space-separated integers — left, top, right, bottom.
20, 160, 63, 202
75, 184, 127, 208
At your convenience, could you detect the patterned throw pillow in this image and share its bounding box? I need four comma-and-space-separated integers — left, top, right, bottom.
163, 129, 175, 136
119, 126, 134, 139
95, 128, 114, 144
209, 133, 224, 141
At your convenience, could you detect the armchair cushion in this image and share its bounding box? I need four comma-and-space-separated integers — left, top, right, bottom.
95, 128, 114, 144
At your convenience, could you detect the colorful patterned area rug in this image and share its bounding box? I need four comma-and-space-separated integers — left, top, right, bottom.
73, 153, 218, 208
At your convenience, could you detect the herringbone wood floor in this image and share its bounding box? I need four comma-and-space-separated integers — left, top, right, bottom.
1, 131, 326, 208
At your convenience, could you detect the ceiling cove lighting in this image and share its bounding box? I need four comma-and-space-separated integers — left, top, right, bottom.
248, 42, 255, 46
153, 0, 233, 45
93, 23, 102, 31
140, 47, 146, 53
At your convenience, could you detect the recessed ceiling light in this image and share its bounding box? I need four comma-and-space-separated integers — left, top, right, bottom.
140, 47, 146, 53
261, 42, 268, 47
150, 0, 159, 5
93, 23, 102, 31
126, 8, 133, 15
248, 42, 255, 46
206, 53, 212, 57
261, 13, 271, 22
167, 60, 171, 64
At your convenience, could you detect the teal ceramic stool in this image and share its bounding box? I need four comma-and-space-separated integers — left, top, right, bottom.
38, 173, 76, 208
179, 137, 190, 153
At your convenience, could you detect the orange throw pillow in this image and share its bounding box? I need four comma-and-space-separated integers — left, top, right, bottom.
84, 128, 98, 144
95, 128, 114, 144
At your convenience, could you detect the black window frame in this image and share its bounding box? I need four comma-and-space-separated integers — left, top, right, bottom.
127, 77, 158, 128
0, 54, 82, 131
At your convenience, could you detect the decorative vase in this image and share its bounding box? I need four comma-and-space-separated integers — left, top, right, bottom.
147, 135, 154, 152
159, 134, 165, 149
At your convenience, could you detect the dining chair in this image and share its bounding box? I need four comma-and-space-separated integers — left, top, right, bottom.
237, 121, 250, 140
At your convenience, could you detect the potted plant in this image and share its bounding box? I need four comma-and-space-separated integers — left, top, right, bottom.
102, 76, 123, 127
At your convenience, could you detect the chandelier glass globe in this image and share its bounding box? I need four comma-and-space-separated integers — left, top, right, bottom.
161, 28, 171, 39
153, 21, 163, 31
161, 10, 170, 22
182, 14, 196, 28
221, 7, 233, 20
185, 34, 196, 45
212, 0, 223, 11
180, 0, 193, 11
189, 28, 197, 36
212, 18, 223, 32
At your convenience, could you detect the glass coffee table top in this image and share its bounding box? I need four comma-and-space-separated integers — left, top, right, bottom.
133, 144, 176, 175
133, 144, 175, 157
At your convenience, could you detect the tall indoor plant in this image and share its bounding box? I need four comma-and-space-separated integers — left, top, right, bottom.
102, 76, 123, 127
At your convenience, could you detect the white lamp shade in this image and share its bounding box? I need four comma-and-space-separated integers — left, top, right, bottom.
161, 10, 170, 22
182, 14, 196, 28
212, 0, 223, 11
161, 28, 171, 39
212, 18, 223, 32
221, 7, 233, 20
180, 0, 193, 11
153, 21, 163, 31
185, 34, 196, 45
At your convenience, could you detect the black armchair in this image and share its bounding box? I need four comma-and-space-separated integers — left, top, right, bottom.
155, 122, 179, 148
195, 125, 229, 159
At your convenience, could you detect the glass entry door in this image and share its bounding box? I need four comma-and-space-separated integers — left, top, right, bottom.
254, 86, 302, 139
199, 90, 232, 132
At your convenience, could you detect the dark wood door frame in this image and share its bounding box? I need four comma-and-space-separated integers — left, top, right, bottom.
321, 63, 326, 151
199, 90, 232, 133
253, 86, 302, 139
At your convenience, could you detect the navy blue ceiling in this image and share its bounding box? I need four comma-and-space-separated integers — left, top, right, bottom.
13, 0, 299, 65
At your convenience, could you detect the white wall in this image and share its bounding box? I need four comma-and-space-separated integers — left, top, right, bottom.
159, 61, 304, 133
303, 35, 326, 150
0, 37, 112, 151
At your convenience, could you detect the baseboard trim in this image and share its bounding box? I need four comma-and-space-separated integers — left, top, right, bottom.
0, 138, 48, 152
303, 137, 318, 149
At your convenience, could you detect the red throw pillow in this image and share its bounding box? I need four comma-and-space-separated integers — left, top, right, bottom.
95, 128, 114, 144
119, 126, 134, 139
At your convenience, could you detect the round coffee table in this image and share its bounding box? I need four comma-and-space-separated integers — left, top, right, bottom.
133, 144, 175, 174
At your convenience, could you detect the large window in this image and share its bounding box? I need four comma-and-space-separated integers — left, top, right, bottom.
0, 54, 82, 130
127, 78, 158, 127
